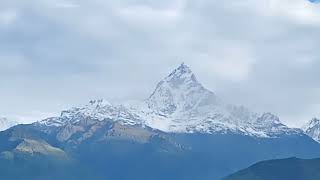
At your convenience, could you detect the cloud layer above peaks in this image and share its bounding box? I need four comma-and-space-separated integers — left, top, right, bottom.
0, 0, 320, 126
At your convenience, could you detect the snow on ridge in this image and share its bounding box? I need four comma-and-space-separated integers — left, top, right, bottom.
38, 63, 299, 138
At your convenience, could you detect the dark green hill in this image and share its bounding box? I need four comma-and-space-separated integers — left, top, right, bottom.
223, 157, 320, 180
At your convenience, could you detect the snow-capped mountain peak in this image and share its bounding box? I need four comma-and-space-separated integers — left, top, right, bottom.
303, 118, 320, 142
147, 63, 218, 116
163, 63, 198, 85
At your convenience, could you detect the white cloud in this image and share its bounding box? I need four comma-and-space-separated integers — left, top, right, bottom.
195, 46, 254, 82
0, 55, 28, 72
54, 2, 79, 9
268, 0, 320, 25
0, 0, 319, 127
8, 111, 58, 124
117, 6, 181, 23
115, 0, 186, 27
0, 9, 18, 27
228, 0, 320, 26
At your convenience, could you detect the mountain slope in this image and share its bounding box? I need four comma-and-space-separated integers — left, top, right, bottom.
0, 119, 187, 180
223, 157, 320, 180
303, 118, 320, 142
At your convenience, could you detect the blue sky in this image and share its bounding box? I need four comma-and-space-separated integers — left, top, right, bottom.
310, 0, 320, 3
0, 0, 320, 127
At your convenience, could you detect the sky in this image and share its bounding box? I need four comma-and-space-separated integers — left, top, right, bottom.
0, 0, 320, 127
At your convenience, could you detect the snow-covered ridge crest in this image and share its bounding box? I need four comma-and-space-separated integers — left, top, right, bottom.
39, 63, 300, 138
40, 99, 142, 127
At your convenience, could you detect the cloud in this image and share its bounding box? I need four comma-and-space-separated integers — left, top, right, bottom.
268, 0, 320, 25
54, 2, 79, 8
7, 111, 58, 124
116, 4, 183, 24
190, 44, 254, 81
0, 0, 319, 127
0, 9, 18, 27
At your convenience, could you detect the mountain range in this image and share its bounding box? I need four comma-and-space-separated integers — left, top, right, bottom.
0, 64, 320, 180
39, 63, 302, 137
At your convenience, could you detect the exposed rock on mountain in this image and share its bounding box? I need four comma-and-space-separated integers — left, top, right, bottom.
14, 139, 66, 157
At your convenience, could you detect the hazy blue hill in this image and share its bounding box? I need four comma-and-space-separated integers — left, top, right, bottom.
0, 153, 102, 180
170, 133, 320, 180
223, 157, 320, 180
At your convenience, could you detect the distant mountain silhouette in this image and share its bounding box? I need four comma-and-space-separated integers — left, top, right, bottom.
223, 157, 320, 180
